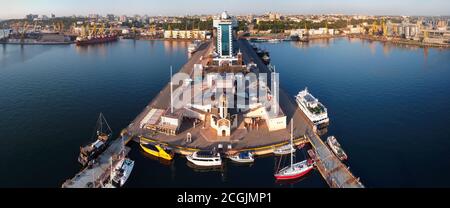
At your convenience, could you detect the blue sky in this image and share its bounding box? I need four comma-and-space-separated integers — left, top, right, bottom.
1, 0, 449, 19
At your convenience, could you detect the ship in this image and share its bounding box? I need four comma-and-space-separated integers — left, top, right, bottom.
75, 34, 117, 46
78, 113, 113, 166
295, 87, 329, 127
75, 23, 118, 46
326, 136, 348, 161
187, 150, 222, 167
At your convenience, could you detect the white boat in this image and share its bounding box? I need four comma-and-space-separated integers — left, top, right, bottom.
104, 137, 134, 188
274, 119, 314, 180
273, 144, 296, 156
188, 40, 201, 54
108, 157, 135, 188
327, 136, 348, 161
187, 150, 222, 167
228, 151, 254, 163
268, 39, 281, 43
295, 87, 329, 126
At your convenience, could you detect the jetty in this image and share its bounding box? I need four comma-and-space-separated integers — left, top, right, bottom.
238, 39, 364, 188
61, 134, 132, 188
63, 22, 364, 188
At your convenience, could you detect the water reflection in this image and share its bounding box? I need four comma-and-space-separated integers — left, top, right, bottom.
291, 38, 333, 49
139, 149, 174, 166
186, 161, 227, 182
163, 40, 189, 55
0, 44, 54, 67
288, 37, 437, 62
74, 42, 111, 57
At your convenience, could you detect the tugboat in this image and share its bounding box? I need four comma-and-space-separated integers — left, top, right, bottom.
274, 120, 314, 180
78, 113, 112, 166
326, 136, 348, 161
187, 150, 222, 167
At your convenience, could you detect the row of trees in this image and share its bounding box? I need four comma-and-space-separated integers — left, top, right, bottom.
159, 18, 213, 31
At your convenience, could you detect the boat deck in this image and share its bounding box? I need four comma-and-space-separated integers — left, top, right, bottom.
61, 136, 132, 188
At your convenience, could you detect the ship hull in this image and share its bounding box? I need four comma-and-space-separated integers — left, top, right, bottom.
275, 167, 313, 180
76, 36, 118, 46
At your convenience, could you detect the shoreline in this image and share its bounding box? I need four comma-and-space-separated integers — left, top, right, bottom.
248, 33, 450, 48
348, 34, 449, 48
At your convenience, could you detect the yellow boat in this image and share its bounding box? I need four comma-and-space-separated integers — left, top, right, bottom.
140, 142, 174, 161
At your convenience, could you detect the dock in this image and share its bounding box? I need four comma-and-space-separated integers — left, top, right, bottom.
307, 133, 364, 188
63, 37, 364, 188
61, 135, 132, 188
238, 39, 364, 188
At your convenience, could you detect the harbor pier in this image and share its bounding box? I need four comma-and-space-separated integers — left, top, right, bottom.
238, 39, 364, 188
63, 16, 363, 187
61, 134, 132, 188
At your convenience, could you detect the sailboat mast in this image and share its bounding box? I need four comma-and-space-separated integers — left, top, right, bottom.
97, 112, 103, 134
110, 156, 113, 184
121, 136, 125, 158
290, 118, 293, 169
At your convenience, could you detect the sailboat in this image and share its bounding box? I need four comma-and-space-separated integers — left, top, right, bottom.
274, 119, 314, 180
78, 113, 113, 166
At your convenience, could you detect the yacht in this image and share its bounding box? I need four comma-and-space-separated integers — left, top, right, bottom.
327, 136, 348, 161
187, 150, 222, 167
105, 157, 135, 188
274, 120, 314, 180
228, 151, 254, 163
140, 141, 174, 161
275, 159, 314, 180
295, 88, 329, 127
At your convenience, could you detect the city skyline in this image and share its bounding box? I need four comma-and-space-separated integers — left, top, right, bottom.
1, 0, 450, 19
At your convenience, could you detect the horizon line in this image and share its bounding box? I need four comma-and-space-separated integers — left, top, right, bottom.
1, 12, 450, 20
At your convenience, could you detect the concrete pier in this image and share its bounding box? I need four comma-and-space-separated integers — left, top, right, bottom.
61, 135, 132, 188
63, 38, 364, 188
238, 39, 364, 188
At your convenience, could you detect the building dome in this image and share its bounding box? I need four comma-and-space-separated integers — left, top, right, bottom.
221, 11, 229, 19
